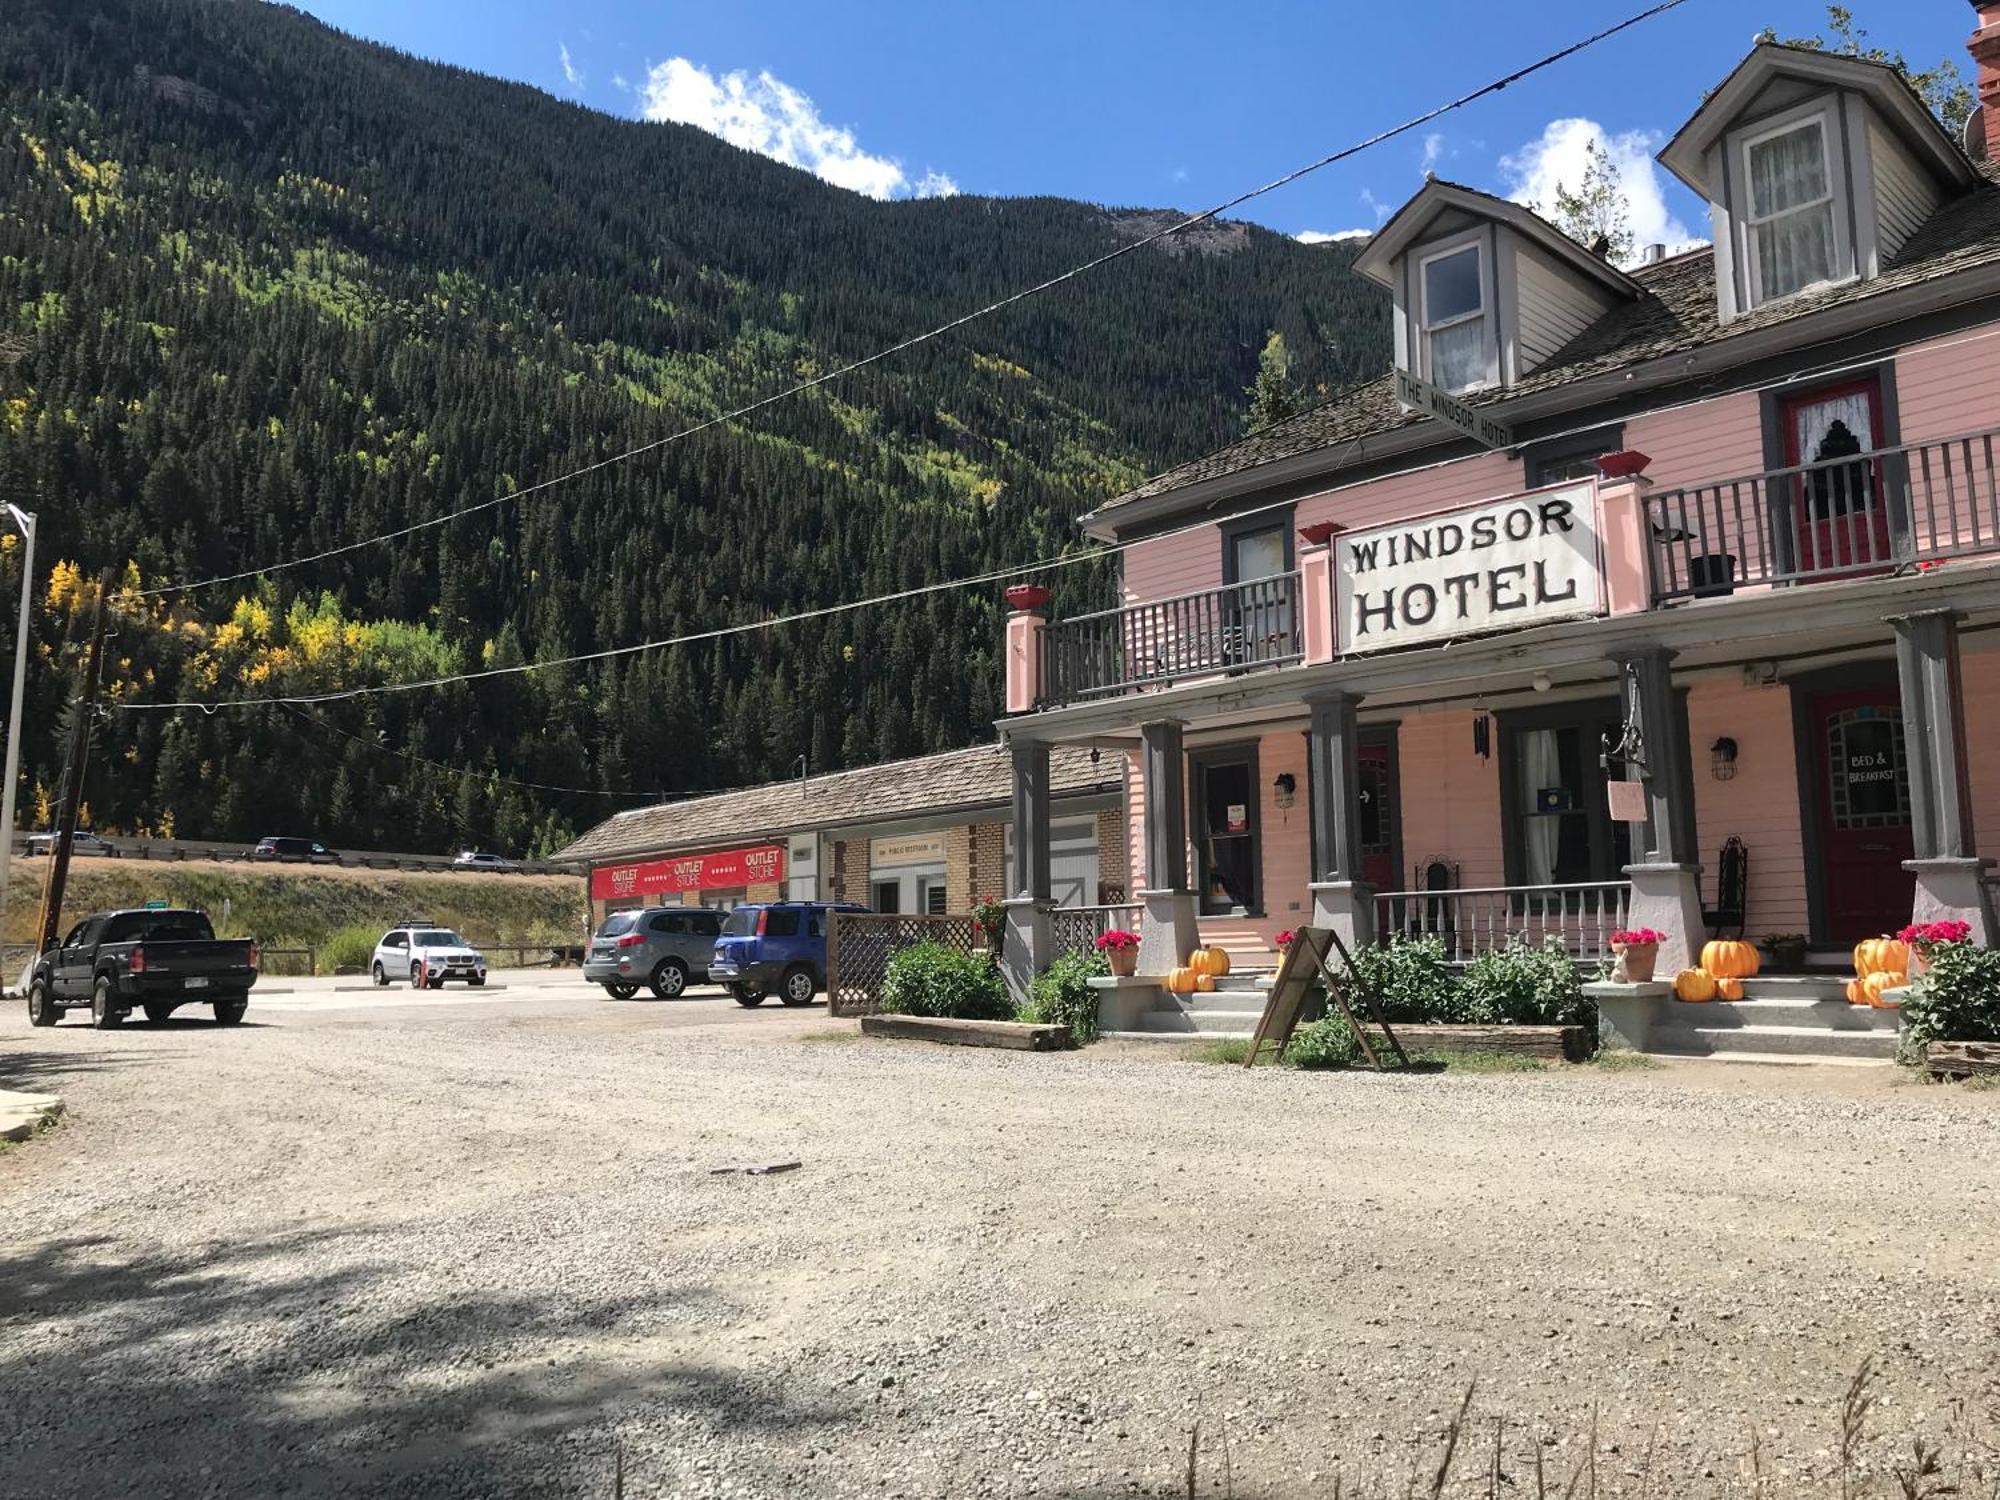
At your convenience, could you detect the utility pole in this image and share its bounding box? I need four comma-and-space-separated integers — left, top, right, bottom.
34, 567, 113, 963
0, 504, 35, 992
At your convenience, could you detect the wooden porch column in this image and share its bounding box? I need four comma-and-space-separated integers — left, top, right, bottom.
1614, 646, 1703, 975
1892, 609, 1998, 943
1136, 720, 1198, 975
1001, 739, 1055, 1004
1306, 689, 1377, 951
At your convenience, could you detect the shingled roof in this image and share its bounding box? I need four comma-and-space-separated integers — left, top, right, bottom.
1093, 163, 2000, 518
554, 743, 1122, 865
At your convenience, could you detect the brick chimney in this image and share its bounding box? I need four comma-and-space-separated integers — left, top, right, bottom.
1974, 0, 2000, 160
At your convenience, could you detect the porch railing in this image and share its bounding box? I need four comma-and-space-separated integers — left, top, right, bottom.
1039, 573, 1301, 707
1049, 902, 1141, 960
1374, 881, 1632, 963
1646, 426, 2000, 603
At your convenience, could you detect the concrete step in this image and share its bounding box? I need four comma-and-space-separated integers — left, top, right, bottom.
1208, 972, 1274, 993
1132, 1006, 1264, 1036
1736, 975, 1854, 1002
1672, 996, 1902, 1032
1650, 1023, 1899, 1061
1150, 990, 1271, 1017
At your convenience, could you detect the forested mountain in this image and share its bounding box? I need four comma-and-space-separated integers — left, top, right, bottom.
0, 0, 1389, 854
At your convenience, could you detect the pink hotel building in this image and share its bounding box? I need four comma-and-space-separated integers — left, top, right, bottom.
996, 14, 2000, 1031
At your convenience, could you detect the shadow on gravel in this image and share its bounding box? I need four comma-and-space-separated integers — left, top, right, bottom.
0, 1228, 856, 1499
0, 1048, 185, 1088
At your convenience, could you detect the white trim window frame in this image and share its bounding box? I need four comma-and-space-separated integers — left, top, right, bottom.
1736, 102, 1852, 309
1416, 235, 1496, 394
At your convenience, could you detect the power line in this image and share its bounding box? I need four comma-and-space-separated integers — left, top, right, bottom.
134, 0, 1694, 603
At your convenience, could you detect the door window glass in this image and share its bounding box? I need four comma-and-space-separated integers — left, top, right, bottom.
1359, 758, 1393, 858
1512, 722, 1631, 886
1827, 709, 1910, 829
1230, 526, 1285, 583
872, 881, 901, 914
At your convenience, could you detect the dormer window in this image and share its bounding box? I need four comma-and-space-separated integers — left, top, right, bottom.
1420, 241, 1491, 392
1742, 112, 1841, 305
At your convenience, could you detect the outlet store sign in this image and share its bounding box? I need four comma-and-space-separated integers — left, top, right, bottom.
1334, 482, 1603, 653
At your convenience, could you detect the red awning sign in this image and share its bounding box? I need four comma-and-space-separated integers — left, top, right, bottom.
591, 844, 786, 901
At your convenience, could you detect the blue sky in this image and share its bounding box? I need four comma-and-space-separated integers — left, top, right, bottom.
291, 1, 1979, 249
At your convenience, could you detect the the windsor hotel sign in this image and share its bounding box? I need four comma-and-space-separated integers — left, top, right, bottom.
1333, 482, 1604, 653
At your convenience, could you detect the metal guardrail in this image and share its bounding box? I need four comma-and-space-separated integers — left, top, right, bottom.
1646, 426, 2000, 603
5, 835, 582, 876
1374, 881, 1632, 963
1039, 572, 1302, 707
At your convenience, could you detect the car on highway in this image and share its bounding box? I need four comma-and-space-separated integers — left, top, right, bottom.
25, 907, 258, 1028
25, 830, 116, 856
708, 901, 865, 1008
452, 850, 518, 871
369, 924, 488, 988
251, 835, 339, 864
584, 906, 725, 999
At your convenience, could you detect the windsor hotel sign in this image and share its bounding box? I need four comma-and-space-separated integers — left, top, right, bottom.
1333, 482, 1603, 653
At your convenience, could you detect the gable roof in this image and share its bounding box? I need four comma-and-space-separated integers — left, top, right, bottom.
554, 743, 1122, 865
1351, 178, 1643, 300
1658, 42, 1978, 198
1086, 161, 2000, 527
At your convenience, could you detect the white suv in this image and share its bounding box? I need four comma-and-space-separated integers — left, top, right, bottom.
370, 924, 488, 988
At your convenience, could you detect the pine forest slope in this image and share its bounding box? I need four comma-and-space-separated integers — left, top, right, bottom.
0, 0, 1389, 855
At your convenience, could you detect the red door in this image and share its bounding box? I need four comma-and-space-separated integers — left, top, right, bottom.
1810, 688, 1915, 943
1357, 743, 1397, 894
1782, 380, 1890, 578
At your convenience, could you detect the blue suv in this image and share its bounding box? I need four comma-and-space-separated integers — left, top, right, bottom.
710, 901, 865, 1007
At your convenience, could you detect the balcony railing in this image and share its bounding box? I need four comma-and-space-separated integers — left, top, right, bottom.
1646, 426, 2000, 603
1049, 903, 1142, 960
1039, 572, 1301, 707
1374, 881, 1632, 963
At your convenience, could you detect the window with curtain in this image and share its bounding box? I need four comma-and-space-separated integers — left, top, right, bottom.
1745, 117, 1837, 304
1421, 244, 1488, 392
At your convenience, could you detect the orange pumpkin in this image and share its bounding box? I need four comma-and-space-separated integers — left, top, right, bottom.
1862, 971, 1906, 1008
1189, 945, 1232, 979
1673, 968, 1717, 1002
1701, 939, 1760, 980
1853, 937, 1911, 978
1167, 966, 1198, 994
1845, 978, 1867, 1006
1714, 977, 1745, 1001
1195, 972, 1217, 992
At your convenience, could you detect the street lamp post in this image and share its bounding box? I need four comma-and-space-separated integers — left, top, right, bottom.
0, 505, 36, 993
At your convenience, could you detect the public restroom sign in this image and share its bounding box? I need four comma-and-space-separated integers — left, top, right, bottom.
1334, 483, 1603, 654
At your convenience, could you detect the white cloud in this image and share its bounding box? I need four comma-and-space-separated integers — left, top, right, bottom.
638, 57, 956, 201
1500, 118, 1698, 263
1359, 187, 1394, 224
1420, 131, 1446, 173
611, 72, 631, 93
1296, 228, 1371, 244
559, 42, 582, 89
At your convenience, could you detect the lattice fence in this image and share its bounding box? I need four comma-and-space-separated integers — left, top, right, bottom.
828, 912, 986, 1017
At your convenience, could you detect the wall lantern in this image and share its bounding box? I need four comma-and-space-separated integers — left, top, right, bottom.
1711, 736, 1739, 781
1272, 772, 1297, 810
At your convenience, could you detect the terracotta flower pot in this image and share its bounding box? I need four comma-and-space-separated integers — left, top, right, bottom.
1610, 941, 1659, 984
1105, 945, 1137, 978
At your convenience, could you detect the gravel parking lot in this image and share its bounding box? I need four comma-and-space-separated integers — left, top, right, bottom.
3, 983, 1998, 1499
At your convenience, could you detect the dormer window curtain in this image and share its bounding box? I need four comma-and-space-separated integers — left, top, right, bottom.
1742, 111, 1840, 304
1420, 241, 1490, 392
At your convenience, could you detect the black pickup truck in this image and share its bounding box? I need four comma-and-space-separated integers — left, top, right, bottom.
25, 908, 258, 1028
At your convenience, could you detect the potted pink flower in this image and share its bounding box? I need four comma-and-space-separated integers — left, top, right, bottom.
1095, 928, 1140, 977
1608, 927, 1667, 983
1273, 929, 1297, 954
1898, 918, 1972, 980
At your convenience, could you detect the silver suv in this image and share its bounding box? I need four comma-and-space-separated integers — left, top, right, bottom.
584, 906, 724, 999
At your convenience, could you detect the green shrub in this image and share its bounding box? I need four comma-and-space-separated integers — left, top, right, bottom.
1022, 951, 1107, 1045
1458, 936, 1591, 1026
1898, 941, 2000, 1064
879, 942, 1012, 1021
317, 922, 381, 974
1352, 934, 1466, 1022
1287, 1014, 1403, 1069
